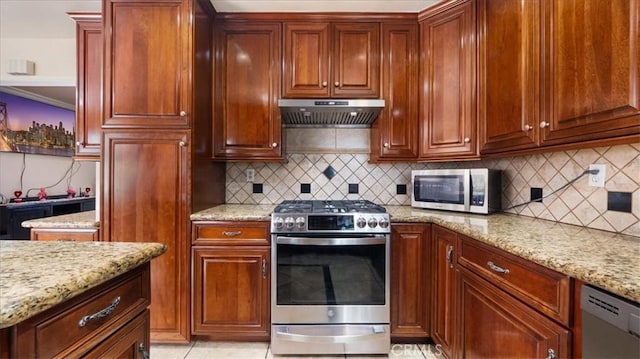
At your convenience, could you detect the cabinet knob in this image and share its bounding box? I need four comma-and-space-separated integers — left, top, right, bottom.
464, 137, 471, 143
383, 142, 389, 148
180, 110, 187, 117
524, 124, 532, 131
540, 121, 549, 128
334, 81, 340, 87
179, 141, 186, 147
322, 81, 328, 87
271, 142, 278, 148
76, 141, 83, 146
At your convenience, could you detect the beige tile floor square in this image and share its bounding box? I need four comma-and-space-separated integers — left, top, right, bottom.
151, 342, 443, 359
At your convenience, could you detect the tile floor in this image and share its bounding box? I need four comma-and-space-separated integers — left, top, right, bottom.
151, 342, 442, 359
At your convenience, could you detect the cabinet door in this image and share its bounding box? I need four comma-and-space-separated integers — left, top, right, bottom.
420, 0, 478, 160
431, 225, 458, 358
371, 22, 419, 161
72, 13, 102, 159
542, 0, 640, 145
103, 0, 189, 128
459, 268, 570, 358
478, 0, 541, 154
283, 22, 331, 98
102, 130, 189, 342
213, 22, 283, 160
390, 223, 431, 339
192, 246, 270, 340
332, 23, 380, 98
83, 311, 150, 359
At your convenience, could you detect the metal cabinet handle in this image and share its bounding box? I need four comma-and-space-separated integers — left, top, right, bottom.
546, 349, 556, 359
139, 343, 150, 359
487, 261, 510, 274
322, 81, 328, 87
262, 258, 267, 279
222, 231, 242, 237
179, 110, 187, 117
179, 141, 186, 147
446, 245, 454, 269
272, 142, 278, 148
76, 141, 84, 146
78, 296, 121, 327
383, 142, 389, 148
463, 137, 471, 143
334, 81, 340, 87
524, 124, 532, 131
540, 121, 549, 128
56, 238, 76, 242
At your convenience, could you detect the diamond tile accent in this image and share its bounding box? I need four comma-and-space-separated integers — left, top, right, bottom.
224, 144, 639, 236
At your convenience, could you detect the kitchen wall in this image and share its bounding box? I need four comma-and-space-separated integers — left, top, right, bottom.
0, 152, 96, 202
226, 129, 639, 236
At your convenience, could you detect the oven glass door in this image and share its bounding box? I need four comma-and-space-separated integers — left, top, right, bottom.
275, 235, 386, 306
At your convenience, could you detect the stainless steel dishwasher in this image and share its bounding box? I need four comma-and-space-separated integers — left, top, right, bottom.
581, 284, 640, 358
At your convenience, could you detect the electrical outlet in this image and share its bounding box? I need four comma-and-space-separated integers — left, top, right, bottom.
589, 164, 606, 187
246, 168, 255, 182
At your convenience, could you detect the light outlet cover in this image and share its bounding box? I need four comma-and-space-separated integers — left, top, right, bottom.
246, 168, 255, 182
589, 164, 606, 187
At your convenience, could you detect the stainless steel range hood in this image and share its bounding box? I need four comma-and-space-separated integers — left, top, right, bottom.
278, 99, 385, 128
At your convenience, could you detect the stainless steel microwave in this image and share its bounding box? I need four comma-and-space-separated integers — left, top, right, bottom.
411, 169, 502, 214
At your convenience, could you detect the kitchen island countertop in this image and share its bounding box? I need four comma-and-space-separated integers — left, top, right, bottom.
192, 204, 640, 303
0, 240, 166, 328
21, 210, 99, 229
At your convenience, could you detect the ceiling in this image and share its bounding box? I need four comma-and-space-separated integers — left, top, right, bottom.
0, 0, 439, 107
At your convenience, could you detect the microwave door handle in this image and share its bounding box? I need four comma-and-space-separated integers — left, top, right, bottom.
276, 236, 387, 246
464, 170, 471, 212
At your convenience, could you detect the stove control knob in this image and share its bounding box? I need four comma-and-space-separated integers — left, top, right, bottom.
273, 217, 284, 229
284, 217, 295, 229
356, 217, 367, 228
368, 218, 378, 228
295, 217, 306, 229
378, 218, 389, 229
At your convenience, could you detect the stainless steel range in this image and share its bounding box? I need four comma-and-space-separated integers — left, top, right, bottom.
270, 200, 391, 355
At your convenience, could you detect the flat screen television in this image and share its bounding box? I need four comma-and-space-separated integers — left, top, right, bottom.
0, 91, 75, 157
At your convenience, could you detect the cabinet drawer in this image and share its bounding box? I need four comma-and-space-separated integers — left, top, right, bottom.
31, 228, 99, 242
458, 237, 571, 325
193, 221, 270, 245
30, 265, 150, 358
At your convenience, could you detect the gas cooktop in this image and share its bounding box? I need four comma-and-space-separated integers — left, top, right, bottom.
271, 200, 390, 234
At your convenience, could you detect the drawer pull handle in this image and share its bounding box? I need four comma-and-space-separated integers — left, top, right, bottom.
546, 349, 556, 359
56, 238, 76, 242
262, 258, 267, 279
487, 261, 510, 274
139, 343, 150, 359
446, 245, 454, 269
222, 231, 242, 237
78, 296, 121, 327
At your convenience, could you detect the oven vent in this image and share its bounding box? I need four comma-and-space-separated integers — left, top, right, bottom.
279, 99, 385, 128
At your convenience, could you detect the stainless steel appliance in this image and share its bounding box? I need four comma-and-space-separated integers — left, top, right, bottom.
270, 200, 391, 355
581, 284, 640, 358
278, 99, 385, 127
411, 168, 502, 214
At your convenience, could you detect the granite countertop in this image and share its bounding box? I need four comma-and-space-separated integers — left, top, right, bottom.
192, 204, 639, 303
21, 210, 99, 229
190, 204, 275, 221
0, 240, 166, 328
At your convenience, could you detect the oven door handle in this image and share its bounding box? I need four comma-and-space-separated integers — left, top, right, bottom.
275, 325, 387, 344
276, 236, 386, 246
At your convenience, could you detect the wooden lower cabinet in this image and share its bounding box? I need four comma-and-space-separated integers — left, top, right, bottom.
430, 225, 458, 358
1, 263, 151, 359
458, 267, 570, 358
191, 222, 270, 340
30, 228, 99, 242
390, 223, 431, 340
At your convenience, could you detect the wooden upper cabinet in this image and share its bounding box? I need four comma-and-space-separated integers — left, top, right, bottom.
419, 0, 478, 160
213, 22, 283, 160
478, 0, 541, 154
71, 13, 102, 160
371, 22, 419, 161
103, 0, 189, 128
542, 0, 640, 145
283, 22, 380, 98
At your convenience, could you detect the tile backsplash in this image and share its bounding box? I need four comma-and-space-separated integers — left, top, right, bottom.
226, 142, 639, 236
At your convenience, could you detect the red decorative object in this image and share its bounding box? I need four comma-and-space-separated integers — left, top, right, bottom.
85, 187, 91, 197
38, 188, 47, 201
13, 190, 22, 203
67, 187, 77, 198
